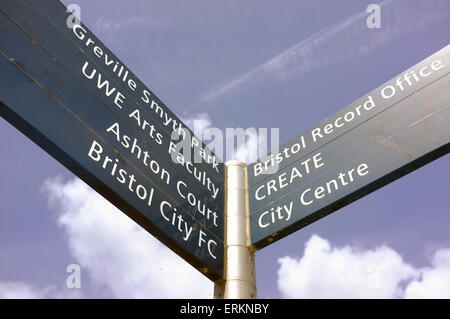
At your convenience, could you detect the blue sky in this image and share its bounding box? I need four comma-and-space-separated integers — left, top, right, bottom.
0, 0, 449, 298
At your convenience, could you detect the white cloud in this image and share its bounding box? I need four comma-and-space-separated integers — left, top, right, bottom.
42, 176, 212, 299
200, 0, 449, 103
404, 248, 450, 299
277, 235, 450, 299
0, 281, 82, 299
0, 282, 47, 299
181, 112, 213, 134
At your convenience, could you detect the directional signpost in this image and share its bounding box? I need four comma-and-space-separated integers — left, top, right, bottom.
248, 45, 450, 249
1, 0, 449, 299
0, 0, 224, 281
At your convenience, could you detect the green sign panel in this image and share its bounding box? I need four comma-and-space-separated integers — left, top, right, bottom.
0, 0, 224, 280
249, 45, 450, 249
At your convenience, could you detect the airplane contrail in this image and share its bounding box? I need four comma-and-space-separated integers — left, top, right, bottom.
199, 0, 449, 104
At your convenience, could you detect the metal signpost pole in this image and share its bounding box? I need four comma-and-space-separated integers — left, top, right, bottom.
214, 161, 256, 299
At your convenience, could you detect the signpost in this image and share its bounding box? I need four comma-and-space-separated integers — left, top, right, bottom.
0, 0, 224, 281
1, 0, 449, 299
248, 45, 450, 249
